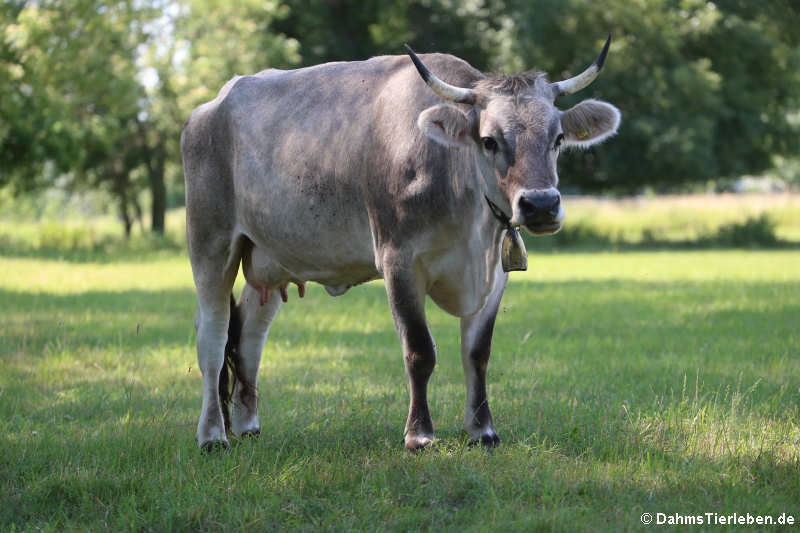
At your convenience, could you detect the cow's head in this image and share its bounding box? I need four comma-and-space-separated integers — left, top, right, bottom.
407, 36, 620, 235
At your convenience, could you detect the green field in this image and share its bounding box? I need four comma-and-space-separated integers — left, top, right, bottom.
2, 238, 799, 531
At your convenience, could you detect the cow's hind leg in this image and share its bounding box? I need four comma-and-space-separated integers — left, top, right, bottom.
226, 283, 282, 437
189, 231, 243, 450
384, 264, 437, 450
460, 265, 507, 447
194, 278, 236, 450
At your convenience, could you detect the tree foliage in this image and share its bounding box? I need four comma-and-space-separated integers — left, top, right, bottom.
271, 0, 499, 70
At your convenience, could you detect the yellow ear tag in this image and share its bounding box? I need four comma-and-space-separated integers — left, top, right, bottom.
577, 130, 589, 140
501, 227, 528, 272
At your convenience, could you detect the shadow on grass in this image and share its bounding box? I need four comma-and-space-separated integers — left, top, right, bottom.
0, 287, 197, 357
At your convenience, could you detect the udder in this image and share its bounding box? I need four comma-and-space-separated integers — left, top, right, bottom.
241, 243, 305, 304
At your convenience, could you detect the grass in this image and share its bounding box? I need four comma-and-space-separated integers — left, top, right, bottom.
1, 246, 799, 531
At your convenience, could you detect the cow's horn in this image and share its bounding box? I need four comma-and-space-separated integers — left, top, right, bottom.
404, 44, 477, 105
552, 34, 611, 96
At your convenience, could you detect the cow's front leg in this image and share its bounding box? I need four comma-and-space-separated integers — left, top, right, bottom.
460, 264, 507, 447
384, 267, 437, 450
229, 283, 283, 437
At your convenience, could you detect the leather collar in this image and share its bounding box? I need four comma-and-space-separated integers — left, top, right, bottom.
484, 195, 513, 231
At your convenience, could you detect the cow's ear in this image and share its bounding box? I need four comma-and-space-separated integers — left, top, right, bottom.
417, 104, 472, 148
560, 99, 620, 149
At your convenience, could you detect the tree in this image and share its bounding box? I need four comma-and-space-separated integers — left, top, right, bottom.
2, 0, 152, 234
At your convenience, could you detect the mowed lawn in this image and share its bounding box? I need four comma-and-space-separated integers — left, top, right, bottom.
1, 249, 799, 531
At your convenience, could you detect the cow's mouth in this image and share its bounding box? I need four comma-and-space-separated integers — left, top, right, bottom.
524, 222, 562, 235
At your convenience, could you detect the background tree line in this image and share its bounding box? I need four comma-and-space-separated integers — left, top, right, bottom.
1, 0, 798, 235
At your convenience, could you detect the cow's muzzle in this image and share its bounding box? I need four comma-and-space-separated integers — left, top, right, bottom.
517, 188, 564, 235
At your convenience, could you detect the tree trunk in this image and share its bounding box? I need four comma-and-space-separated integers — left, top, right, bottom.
149, 165, 166, 235
145, 133, 167, 235
136, 120, 168, 235
148, 143, 167, 234
132, 195, 146, 234
119, 187, 133, 238
109, 158, 133, 238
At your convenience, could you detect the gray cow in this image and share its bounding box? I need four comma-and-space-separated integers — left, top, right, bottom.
182, 37, 620, 451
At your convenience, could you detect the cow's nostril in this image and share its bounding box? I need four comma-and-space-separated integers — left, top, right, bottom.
547, 196, 560, 217
518, 195, 536, 216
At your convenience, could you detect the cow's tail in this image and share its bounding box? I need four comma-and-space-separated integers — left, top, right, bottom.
219, 293, 243, 433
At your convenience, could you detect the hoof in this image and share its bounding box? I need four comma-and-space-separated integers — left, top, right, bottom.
468, 432, 500, 448
404, 434, 435, 451
199, 439, 230, 454
240, 428, 260, 439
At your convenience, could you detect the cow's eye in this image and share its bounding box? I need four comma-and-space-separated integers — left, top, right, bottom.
482, 137, 498, 152
554, 133, 564, 150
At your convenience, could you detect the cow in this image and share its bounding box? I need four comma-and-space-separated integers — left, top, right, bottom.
181, 36, 620, 451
